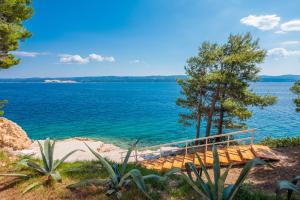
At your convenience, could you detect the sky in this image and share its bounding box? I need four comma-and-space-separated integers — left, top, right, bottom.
1, 0, 300, 78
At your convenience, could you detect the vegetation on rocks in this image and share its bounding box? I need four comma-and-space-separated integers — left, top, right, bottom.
259, 136, 300, 148
290, 81, 300, 112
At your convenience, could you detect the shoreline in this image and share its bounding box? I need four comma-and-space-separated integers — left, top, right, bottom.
13, 137, 128, 163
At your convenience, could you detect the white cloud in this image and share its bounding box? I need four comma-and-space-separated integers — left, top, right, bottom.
274, 30, 287, 34
59, 54, 89, 64
12, 51, 47, 57
240, 14, 280, 30
130, 59, 141, 64
280, 41, 300, 46
280, 19, 300, 32
268, 48, 300, 58
59, 53, 115, 64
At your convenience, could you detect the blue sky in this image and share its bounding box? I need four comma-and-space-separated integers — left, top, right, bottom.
1, 0, 300, 78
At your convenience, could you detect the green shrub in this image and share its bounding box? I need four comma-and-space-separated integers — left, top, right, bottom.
259, 136, 300, 148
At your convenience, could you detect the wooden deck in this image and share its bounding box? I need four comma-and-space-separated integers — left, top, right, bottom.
140, 145, 279, 171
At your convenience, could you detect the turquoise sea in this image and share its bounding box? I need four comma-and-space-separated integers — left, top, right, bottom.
0, 80, 299, 147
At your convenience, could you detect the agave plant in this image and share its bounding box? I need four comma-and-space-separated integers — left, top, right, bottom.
0, 138, 83, 193
276, 175, 300, 200
68, 140, 180, 199
182, 145, 266, 200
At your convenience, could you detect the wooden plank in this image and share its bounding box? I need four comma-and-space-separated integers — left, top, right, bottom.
162, 156, 174, 170
252, 145, 279, 161
239, 146, 255, 160
205, 151, 214, 165
217, 149, 229, 164
139, 144, 279, 171
227, 147, 243, 162
173, 155, 185, 168
183, 154, 194, 167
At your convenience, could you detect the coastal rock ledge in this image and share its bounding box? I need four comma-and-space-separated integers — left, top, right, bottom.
0, 117, 32, 150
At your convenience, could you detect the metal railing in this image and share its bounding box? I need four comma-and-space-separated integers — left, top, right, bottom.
120, 129, 255, 163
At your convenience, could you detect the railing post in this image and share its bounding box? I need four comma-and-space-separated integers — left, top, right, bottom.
135, 148, 138, 163
227, 135, 230, 147
185, 142, 188, 155
250, 130, 254, 145
159, 146, 162, 158
205, 138, 208, 153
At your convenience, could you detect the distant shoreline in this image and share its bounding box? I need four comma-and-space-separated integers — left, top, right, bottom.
0, 74, 300, 82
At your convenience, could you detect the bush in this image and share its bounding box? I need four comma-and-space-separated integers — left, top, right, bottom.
259, 136, 300, 148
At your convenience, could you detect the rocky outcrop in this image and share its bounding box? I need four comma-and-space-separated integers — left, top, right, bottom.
0, 117, 32, 150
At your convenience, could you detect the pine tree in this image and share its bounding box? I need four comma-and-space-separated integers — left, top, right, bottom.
0, 0, 33, 69
177, 42, 222, 139
290, 81, 300, 112
0, 0, 33, 115
214, 33, 277, 135
177, 33, 277, 139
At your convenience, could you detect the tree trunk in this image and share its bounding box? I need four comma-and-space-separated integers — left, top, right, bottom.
217, 83, 227, 135
195, 111, 201, 145
205, 87, 220, 137
218, 107, 224, 135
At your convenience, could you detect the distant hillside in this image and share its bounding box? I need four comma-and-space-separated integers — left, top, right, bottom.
0, 75, 299, 83
259, 75, 300, 82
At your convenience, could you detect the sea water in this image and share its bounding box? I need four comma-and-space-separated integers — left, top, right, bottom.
0, 81, 299, 147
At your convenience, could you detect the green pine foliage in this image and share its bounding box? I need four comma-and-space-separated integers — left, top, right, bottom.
0, 0, 33, 69
177, 33, 277, 138
0, 99, 8, 116
290, 81, 300, 112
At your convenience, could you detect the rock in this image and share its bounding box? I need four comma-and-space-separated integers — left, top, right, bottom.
97, 143, 118, 152
0, 117, 32, 150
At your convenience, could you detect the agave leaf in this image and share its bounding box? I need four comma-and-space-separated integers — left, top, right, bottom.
113, 163, 121, 180
218, 164, 232, 200
116, 191, 122, 199
106, 189, 116, 195
0, 173, 28, 177
289, 176, 300, 199
43, 138, 51, 169
277, 180, 300, 200
142, 174, 162, 181
22, 182, 42, 194
50, 171, 61, 182
17, 159, 30, 167
52, 149, 83, 170
292, 176, 300, 184
26, 160, 47, 174
163, 167, 181, 177
123, 169, 152, 200
212, 145, 220, 197
49, 140, 56, 170
185, 162, 211, 198
195, 152, 213, 191
84, 143, 118, 185
121, 139, 139, 176
142, 168, 180, 182
185, 163, 194, 181
37, 140, 50, 172
67, 178, 110, 189
223, 184, 234, 200
181, 173, 209, 200
226, 158, 265, 200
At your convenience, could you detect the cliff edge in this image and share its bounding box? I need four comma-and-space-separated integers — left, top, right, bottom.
0, 117, 32, 150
